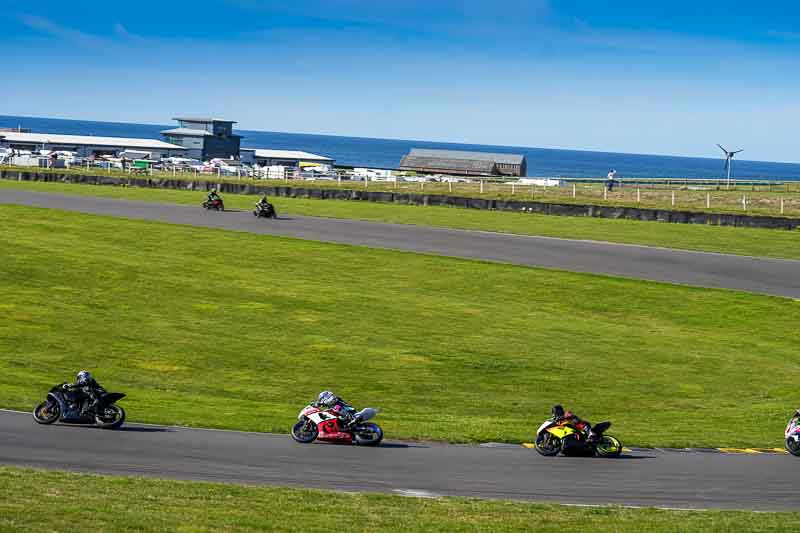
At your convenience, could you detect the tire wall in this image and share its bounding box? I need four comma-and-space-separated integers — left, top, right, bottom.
3, 170, 799, 230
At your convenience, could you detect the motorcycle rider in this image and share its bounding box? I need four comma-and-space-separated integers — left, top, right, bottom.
550, 404, 594, 439
314, 390, 357, 428
62, 370, 106, 416
206, 188, 221, 205
255, 194, 272, 214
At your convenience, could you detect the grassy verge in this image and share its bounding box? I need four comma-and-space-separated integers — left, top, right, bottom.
2, 205, 798, 447
2, 179, 800, 261
3, 164, 799, 216
0, 467, 794, 532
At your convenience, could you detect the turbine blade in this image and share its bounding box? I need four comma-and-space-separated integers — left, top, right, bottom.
717, 144, 728, 154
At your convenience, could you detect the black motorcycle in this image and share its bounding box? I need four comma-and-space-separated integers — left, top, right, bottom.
32, 383, 126, 429
253, 202, 277, 219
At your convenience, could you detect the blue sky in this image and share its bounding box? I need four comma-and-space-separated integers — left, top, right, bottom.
2, 1, 800, 161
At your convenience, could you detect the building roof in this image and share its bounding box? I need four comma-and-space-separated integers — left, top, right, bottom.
160, 127, 213, 136
405, 148, 525, 165
173, 117, 237, 124
251, 149, 334, 162
0, 132, 185, 150
399, 154, 496, 174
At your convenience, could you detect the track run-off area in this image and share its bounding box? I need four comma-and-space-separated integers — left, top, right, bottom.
0, 411, 796, 511
2, 189, 800, 299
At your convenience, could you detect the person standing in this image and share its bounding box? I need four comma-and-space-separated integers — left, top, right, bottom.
606, 169, 617, 192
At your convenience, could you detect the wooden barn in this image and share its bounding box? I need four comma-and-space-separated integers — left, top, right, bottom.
399, 148, 527, 177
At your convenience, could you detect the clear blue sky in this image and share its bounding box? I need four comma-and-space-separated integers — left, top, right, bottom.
2, 1, 799, 161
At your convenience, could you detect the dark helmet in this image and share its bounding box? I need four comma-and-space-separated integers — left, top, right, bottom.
551, 405, 565, 419
76, 370, 92, 386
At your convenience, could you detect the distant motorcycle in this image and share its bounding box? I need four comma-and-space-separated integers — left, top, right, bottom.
785, 410, 800, 456
32, 383, 126, 429
253, 202, 277, 219
291, 403, 383, 446
534, 418, 622, 457
203, 198, 224, 211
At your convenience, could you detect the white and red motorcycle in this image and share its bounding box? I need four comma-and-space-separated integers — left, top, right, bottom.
291, 404, 383, 446
785, 410, 800, 456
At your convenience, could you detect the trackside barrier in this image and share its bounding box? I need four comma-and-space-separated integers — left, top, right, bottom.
3, 170, 800, 231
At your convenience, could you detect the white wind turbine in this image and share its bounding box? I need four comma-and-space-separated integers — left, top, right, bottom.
717, 144, 743, 189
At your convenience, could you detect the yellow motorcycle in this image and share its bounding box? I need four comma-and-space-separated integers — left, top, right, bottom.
534, 419, 622, 457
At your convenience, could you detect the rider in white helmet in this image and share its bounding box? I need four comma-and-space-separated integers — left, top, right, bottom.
314, 390, 357, 428
62, 370, 106, 415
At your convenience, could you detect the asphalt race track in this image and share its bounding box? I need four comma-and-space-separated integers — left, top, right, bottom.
0, 411, 795, 511
2, 190, 800, 299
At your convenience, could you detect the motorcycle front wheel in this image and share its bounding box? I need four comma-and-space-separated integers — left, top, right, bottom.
785, 437, 800, 457
95, 405, 125, 429
291, 419, 318, 443
595, 435, 623, 457
534, 432, 562, 456
32, 401, 60, 424
354, 423, 383, 446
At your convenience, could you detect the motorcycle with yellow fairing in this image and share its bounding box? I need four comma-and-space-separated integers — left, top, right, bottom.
534, 419, 622, 457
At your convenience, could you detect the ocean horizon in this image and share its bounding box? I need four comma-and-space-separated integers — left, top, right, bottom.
2, 114, 800, 181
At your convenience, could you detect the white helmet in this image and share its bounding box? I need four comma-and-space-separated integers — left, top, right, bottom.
317, 390, 336, 407
76, 370, 92, 385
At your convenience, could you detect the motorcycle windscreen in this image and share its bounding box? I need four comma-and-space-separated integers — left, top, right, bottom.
355, 408, 378, 422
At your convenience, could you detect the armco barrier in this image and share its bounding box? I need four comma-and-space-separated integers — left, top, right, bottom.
3, 170, 800, 230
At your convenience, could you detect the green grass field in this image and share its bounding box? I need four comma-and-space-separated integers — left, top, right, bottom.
0, 467, 794, 532
1, 204, 798, 447
2, 179, 800, 260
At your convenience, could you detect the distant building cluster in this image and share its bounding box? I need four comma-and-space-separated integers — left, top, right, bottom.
400, 148, 527, 177
0, 117, 336, 178
0, 117, 533, 182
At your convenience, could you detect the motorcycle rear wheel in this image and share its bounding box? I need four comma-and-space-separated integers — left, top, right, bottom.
785, 438, 800, 457
354, 423, 383, 446
291, 419, 318, 443
95, 405, 125, 429
595, 435, 623, 457
534, 432, 562, 456
32, 401, 60, 424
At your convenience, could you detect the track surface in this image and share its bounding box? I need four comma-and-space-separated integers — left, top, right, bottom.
2, 190, 800, 299
0, 411, 795, 511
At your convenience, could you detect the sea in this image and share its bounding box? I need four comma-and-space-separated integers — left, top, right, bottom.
2, 114, 800, 181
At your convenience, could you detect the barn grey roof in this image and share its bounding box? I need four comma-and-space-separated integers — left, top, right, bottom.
405, 148, 525, 165
400, 154, 496, 174
0, 132, 185, 150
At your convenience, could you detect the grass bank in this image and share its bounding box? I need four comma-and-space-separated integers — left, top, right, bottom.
3, 164, 799, 217
0, 468, 794, 532
2, 179, 800, 260
1, 205, 798, 447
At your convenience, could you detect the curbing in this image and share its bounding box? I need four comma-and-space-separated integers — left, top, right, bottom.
3, 170, 800, 230
520, 442, 789, 454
